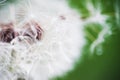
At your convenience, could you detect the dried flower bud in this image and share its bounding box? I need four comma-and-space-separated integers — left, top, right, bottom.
22, 20, 43, 41
0, 23, 18, 43
0, 28, 15, 43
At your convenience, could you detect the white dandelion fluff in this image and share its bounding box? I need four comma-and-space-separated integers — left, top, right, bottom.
0, 0, 85, 80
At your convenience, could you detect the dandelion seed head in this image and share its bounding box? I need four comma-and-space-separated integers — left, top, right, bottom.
0, 0, 85, 80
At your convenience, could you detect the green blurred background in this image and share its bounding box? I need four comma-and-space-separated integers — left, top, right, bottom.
54, 0, 120, 80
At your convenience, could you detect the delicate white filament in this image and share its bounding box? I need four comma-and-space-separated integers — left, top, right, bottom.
0, 0, 85, 80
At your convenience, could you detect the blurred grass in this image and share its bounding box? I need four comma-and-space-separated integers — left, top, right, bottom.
53, 0, 120, 80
